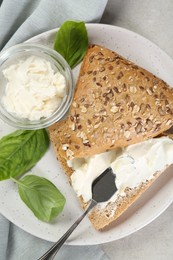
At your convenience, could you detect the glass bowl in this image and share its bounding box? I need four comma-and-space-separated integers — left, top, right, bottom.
0, 43, 74, 129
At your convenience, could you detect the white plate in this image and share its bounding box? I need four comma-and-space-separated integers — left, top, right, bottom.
0, 24, 173, 245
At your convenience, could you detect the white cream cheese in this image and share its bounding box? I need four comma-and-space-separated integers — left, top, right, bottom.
2, 56, 66, 120
69, 137, 173, 205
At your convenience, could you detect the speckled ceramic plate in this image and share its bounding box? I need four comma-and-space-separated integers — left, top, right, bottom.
0, 24, 173, 245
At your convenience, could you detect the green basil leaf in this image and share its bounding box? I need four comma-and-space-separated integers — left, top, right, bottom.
0, 130, 49, 180
16, 175, 66, 222
54, 20, 88, 68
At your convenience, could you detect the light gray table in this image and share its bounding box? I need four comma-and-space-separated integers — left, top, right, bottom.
100, 1, 173, 259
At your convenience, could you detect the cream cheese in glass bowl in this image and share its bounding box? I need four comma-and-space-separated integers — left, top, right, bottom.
0, 43, 73, 129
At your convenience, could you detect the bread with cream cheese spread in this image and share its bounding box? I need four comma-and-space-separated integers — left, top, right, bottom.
49, 44, 173, 230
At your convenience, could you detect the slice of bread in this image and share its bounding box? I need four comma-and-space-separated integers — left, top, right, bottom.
49, 44, 173, 161
52, 147, 165, 230
49, 44, 173, 230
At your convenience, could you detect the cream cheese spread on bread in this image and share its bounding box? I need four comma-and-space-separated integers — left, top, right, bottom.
69, 136, 173, 205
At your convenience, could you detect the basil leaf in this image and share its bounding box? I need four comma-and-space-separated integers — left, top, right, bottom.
54, 20, 88, 68
0, 130, 49, 180
15, 175, 66, 222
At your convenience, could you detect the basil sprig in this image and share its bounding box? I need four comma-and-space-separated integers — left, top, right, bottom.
0, 129, 66, 222
12, 175, 66, 222
54, 20, 88, 68
0, 129, 49, 180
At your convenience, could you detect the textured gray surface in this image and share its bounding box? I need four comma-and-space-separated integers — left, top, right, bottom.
101, 0, 173, 58
101, 0, 173, 259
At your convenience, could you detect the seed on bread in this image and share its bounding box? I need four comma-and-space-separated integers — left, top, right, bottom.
99, 67, 105, 72
124, 130, 131, 139
158, 107, 165, 116
146, 88, 153, 95
140, 103, 146, 114
83, 139, 89, 144
130, 86, 137, 93
139, 86, 145, 91
133, 105, 140, 113
72, 101, 77, 108
94, 123, 100, 129
103, 76, 107, 81
69, 122, 75, 131
66, 149, 74, 159
81, 106, 87, 113
117, 71, 124, 80
122, 83, 127, 91
62, 144, 69, 151
114, 113, 122, 120
89, 55, 94, 63
80, 98, 85, 103
110, 106, 119, 113
146, 119, 153, 130
135, 123, 142, 133
166, 119, 172, 125
146, 104, 151, 110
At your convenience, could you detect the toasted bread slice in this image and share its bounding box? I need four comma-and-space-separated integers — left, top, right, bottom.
49, 44, 173, 160
51, 135, 170, 230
